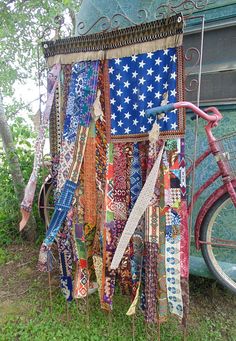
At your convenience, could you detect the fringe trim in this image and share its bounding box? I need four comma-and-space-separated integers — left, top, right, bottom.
46, 35, 183, 66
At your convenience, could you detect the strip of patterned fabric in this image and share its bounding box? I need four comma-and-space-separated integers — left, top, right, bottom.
85, 222, 96, 282
84, 124, 97, 226
72, 170, 85, 298
157, 162, 168, 322
57, 220, 74, 302
101, 143, 116, 311
49, 86, 60, 165
54, 65, 76, 302
127, 142, 144, 314
136, 142, 148, 314
179, 138, 189, 326
73, 222, 89, 298
94, 61, 107, 246
73, 123, 97, 299
84, 123, 97, 285
50, 65, 72, 192
113, 143, 132, 295
92, 62, 108, 302
164, 139, 183, 319
20, 63, 61, 230
119, 143, 133, 295
143, 140, 163, 323
74, 222, 97, 298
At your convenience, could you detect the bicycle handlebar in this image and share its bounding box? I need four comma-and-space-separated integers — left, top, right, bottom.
146, 101, 223, 123
146, 103, 175, 116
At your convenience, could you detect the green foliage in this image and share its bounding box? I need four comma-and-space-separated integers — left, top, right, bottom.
0, 247, 8, 265
0, 161, 20, 245
0, 247, 20, 265
0, 1, 81, 244
0, 0, 80, 95
0, 116, 44, 246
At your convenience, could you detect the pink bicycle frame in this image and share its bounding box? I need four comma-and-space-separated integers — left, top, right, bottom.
175, 102, 236, 248
146, 101, 236, 249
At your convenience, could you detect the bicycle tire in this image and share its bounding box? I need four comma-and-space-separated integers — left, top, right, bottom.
38, 176, 54, 227
200, 190, 236, 294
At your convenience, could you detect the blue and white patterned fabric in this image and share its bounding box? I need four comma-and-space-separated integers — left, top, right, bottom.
63, 61, 99, 142
44, 179, 78, 246
108, 48, 178, 138
130, 143, 142, 208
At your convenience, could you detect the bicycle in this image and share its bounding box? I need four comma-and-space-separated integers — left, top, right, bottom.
146, 101, 236, 294
38, 101, 236, 293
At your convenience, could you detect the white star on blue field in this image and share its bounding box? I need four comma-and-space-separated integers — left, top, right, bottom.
108, 48, 178, 137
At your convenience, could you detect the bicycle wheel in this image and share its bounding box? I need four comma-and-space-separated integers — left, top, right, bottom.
200, 191, 236, 294
38, 176, 55, 228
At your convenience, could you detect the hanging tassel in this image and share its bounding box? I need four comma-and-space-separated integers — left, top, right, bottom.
92, 89, 103, 122
126, 283, 141, 316
149, 121, 160, 145
93, 255, 103, 300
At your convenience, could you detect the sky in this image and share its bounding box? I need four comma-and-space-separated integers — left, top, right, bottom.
10, 79, 50, 154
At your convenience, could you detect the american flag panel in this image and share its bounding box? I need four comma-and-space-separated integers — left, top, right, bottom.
107, 47, 181, 140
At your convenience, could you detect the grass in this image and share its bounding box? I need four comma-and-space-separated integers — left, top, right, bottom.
0, 244, 236, 341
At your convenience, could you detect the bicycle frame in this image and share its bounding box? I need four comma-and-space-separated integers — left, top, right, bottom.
187, 149, 236, 250
146, 101, 236, 249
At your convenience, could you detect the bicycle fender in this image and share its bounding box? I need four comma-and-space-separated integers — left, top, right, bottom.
194, 179, 236, 250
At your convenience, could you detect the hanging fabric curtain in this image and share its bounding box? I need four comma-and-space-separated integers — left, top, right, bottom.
21, 13, 189, 326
